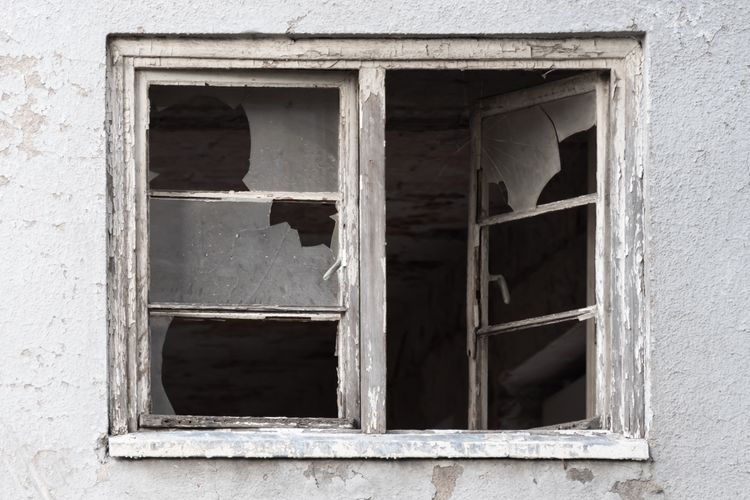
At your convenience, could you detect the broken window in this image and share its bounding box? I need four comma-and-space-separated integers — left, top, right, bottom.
109, 38, 647, 461
385, 71, 603, 431
144, 71, 602, 431
141, 72, 359, 429
110, 49, 633, 443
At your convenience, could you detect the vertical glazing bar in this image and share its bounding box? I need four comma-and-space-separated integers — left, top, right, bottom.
134, 70, 151, 420
595, 72, 612, 426
339, 75, 361, 424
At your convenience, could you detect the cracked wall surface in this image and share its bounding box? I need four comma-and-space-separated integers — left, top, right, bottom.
1, 0, 749, 498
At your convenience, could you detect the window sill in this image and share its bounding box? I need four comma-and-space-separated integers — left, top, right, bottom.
108, 429, 649, 460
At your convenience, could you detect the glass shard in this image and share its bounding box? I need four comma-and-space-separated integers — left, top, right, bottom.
482, 91, 596, 212
149, 315, 175, 414
481, 107, 560, 211
540, 92, 596, 143
149, 199, 339, 306
160, 318, 338, 417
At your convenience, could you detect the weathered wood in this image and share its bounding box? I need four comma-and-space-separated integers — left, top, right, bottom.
534, 416, 601, 431
131, 56, 623, 72
479, 193, 597, 227
586, 127, 597, 418
109, 428, 649, 460
148, 310, 342, 322
466, 109, 484, 430
113, 37, 641, 63
477, 306, 596, 337
140, 414, 354, 429
149, 190, 340, 202
140, 68, 352, 88
358, 67, 387, 434
149, 303, 345, 313
122, 57, 139, 433
337, 74, 362, 425
134, 68, 151, 417
608, 50, 647, 438
106, 49, 129, 435
594, 73, 613, 427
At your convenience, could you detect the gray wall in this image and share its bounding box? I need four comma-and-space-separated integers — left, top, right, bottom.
1, 1, 748, 498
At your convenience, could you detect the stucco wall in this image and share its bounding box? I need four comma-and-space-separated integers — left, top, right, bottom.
1, 1, 748, 498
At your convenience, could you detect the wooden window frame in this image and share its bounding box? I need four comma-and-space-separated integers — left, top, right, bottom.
466, 73, 608, 430
107, 36, 648, 460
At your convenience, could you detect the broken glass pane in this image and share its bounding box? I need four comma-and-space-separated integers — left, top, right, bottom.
149, 198, 339, 306
481, 91, 596, 212
487, 129, 596, 216
241, 87, 339, 192
149, 88, 251, 191
159, 317, 338, 417
540, 92, 596, 143
487, 318, 590, 429
149, 315, 175, 414
487, 205, 592, 325
148, 85, 339, 192
481, 107, 560, 211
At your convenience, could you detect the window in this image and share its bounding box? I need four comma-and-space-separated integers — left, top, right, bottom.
137, 71, 360, 430
107, 37, 648, 459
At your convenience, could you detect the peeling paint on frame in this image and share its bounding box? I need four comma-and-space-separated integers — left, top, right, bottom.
106, 36, 646, 457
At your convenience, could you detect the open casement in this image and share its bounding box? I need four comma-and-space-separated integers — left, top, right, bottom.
466, 73, 610, 430
132, 70, 360, 430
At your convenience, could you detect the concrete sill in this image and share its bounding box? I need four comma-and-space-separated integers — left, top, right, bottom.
109, 429, 649, 460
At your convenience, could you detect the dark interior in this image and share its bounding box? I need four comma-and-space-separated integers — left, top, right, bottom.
385, 70, 592, 429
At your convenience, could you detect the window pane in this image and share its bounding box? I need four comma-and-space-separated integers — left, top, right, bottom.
149, 85, 339, 192
151, 317, 338, 417
487, 318, 591, 429
487, 205, 592, 325
149, 198, 339, 307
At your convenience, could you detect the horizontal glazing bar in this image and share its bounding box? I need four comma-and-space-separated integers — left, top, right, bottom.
150, 303, 345, 312
149, 310, 342, 321
477, 305, 595, 337
480, 193, 597, 227
150, 190, 340, 202
140, 414, 355, 429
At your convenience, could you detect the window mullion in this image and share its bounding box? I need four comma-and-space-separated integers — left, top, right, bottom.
358, 67, 387, 434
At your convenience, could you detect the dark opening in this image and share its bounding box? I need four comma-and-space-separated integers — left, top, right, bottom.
160, 318, 338, 417
149, 88, 250, 191
269, 201, 338, 247
385, 70, 593, 430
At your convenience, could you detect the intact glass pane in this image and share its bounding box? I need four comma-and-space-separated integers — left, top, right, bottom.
149, 85, 339, 192
149, 198, 339, 306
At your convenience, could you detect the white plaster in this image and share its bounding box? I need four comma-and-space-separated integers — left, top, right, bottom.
1, 1, 749, 498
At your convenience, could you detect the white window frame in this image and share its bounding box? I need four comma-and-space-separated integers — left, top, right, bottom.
106, 36, 648, 460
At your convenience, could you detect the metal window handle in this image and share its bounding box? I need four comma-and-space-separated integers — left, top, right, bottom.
489, 274, 511, 304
